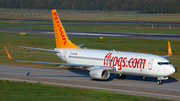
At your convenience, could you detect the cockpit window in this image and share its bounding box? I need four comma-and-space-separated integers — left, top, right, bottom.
158, 62, 171, 65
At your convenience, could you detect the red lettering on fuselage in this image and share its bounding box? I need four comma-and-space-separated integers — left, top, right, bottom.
117, 57, 123, 70
128, 58, 133, 68
53, 13, 67, 45
104, 53, 146, 70
122, 57, 127, 67
132, 58, 137, 68
104, 53, 112, 65
137, 59, 146, 69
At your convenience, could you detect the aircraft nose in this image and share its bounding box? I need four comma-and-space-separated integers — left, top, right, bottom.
166, 66, 175, 76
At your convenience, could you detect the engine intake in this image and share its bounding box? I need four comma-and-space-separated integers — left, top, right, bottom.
89, 68, 110, 80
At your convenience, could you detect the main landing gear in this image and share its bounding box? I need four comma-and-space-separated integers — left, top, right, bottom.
117, 74, 126, 79
157, 77, 167, 85
90, 77, 94, 80
157, 80, 163, 85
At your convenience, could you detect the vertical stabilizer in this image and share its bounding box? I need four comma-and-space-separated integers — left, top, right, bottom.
51, 9, 80, 49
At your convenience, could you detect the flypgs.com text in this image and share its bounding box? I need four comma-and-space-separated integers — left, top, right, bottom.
104, 53, 146, 70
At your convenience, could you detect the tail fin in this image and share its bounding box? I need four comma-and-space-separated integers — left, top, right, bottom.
51, 9, 80, 49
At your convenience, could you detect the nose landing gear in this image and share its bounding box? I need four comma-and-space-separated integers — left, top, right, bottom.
157, 80, 163, 85
157, 77, 168, 85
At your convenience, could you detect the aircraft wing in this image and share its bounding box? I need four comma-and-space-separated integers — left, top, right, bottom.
19, 46, 58, 53
4, 46, 114, 70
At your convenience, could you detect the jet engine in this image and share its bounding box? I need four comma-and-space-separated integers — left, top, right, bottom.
89, 68, 110, 80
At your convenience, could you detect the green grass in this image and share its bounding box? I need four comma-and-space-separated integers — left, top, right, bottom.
0, 20, 177, 26
65, 26, 180, 34
1, 10, 180, 22
0, 80, 172, 101
0, 24, 53, 29
57, 13, 180, 22
0, 37, 180, 78
0, 32, 46, 37
0, 20, 52, 24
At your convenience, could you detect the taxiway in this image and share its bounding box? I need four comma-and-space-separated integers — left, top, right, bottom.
0, 64, 179, 100
0, 27, 180, 40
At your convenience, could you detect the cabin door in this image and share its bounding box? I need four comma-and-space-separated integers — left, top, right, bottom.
63, 51, 67, 62
148, 59, 154, 70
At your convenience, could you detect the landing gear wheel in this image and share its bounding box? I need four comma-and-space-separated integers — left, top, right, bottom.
90, 77, 94, 81
121, 75, 126, 79
117, 74, 121, 79
117, 74, 126, 79
157, 80, 163, 85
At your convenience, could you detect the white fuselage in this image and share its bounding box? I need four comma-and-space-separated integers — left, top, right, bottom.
55, 48, 175, 78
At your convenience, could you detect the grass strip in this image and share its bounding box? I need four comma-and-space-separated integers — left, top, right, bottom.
65, 26, 180, 34
0, 80, 171, 101
1, 11, 180, 22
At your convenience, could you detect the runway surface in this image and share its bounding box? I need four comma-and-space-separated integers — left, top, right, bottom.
0, 27, 180, 40
0, 64, 180, 100
2, 23, 180, 27
1, 19, 180, 26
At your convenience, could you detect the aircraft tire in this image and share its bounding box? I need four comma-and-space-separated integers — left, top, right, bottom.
117, 74, 126, 79
90, 77, 94, 80
157, 80, 163, 85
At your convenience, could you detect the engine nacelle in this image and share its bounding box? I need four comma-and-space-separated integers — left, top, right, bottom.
89, 68, 110, 80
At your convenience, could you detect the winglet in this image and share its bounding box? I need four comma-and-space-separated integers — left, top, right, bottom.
162, 41, 173, 58
168, 41, 173, 56
4, 46, 14, 61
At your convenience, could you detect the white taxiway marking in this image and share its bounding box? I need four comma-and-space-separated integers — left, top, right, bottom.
46, 32, 130, 36
0, 77, 180, 99
68, 32, 130, 36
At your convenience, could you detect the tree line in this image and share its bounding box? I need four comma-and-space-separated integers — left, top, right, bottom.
0, 0, 179, 14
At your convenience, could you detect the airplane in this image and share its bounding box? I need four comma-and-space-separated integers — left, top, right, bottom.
4, 9, 175, 85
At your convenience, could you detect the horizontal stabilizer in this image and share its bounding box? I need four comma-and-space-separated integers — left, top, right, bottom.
78, 44, 84, 47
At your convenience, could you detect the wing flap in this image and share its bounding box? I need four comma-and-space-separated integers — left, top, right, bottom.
19, 46, 58, 53
15, 60, 95, 67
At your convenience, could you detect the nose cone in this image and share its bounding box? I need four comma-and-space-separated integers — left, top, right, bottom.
166, 66, 175, 76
